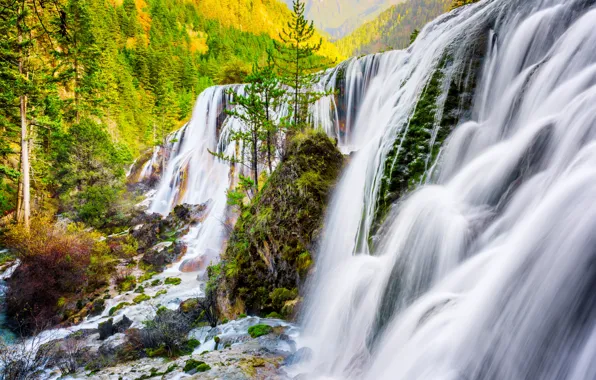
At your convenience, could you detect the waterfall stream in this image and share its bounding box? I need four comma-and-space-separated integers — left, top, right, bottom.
34, 0, 596, 376
299, 0, 596, 379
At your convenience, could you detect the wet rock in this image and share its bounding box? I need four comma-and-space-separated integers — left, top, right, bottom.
179, 255, 207, 272
283, 347, 313, 365
98, 315, 132, 340
89, 298, 106, 317
141, 241, 187, 271
114, 314, 132, 332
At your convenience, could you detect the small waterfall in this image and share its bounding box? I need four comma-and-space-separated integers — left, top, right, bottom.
300, 0, 596, 379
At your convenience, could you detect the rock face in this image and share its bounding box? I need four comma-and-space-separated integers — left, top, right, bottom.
98, 315, 132, 340
215, 131, 344, 318
131, 203, 208, 271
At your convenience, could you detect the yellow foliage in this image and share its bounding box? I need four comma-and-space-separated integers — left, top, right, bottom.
191, 0, 343, 61
135, 0, 153, 35
186, 27, 209, 54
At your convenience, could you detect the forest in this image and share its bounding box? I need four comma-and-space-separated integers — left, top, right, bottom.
0, 0, 340, 227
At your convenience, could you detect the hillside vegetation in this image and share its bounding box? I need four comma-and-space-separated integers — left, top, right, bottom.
282, 0, 406, 38
336, 0, 451, 55
0, 0, 340, 220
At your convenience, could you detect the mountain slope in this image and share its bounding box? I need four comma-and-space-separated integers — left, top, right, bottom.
336, 0, 452, 56
282, 0, 406, 39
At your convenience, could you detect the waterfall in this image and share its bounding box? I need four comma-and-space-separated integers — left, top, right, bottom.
299, 0, 596, 379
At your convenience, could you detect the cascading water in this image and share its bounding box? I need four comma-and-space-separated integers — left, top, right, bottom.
299, 0, 596, 379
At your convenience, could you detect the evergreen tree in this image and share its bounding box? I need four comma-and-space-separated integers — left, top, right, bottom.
273, 0, 331, 130
211, 58, 285, 191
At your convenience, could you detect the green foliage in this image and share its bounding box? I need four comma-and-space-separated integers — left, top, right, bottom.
183, 359, 210, 373
134, 286, 145, 294
450, 0, 480, 10
337, 0, 451, 56
117, 275, 137, 292
153, 289, 167, 298
273, 0, 333, 129
270, 288, 298, 311
265, 311, 283, 319
164, 277, 181, 286
247, 324, 273, 338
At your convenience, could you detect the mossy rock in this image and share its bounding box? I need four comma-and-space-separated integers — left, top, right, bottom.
216, 131, 344, 316
164, 277, 182, 286
247, 324, 273, 338
183, 359, 211, 373
133, 294, 151, 304
108, 302, 130, 316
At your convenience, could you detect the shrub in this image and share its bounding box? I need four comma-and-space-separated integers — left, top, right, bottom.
3, 217, 115, 333
247, 324, 272, 338
116, 273, 137, 292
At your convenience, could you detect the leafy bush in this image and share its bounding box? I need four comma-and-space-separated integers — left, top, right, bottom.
247, 324, 272, 338
3, 217, 115, 333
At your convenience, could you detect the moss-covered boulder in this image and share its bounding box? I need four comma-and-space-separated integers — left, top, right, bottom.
216, 131, 344, 317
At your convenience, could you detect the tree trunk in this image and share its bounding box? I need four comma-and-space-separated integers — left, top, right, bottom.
265, 94, 273, 173
18, 12, 30, 230
252, 128, 259, 191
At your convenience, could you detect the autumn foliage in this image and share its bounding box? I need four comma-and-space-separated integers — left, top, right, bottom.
3, 217, 115, 333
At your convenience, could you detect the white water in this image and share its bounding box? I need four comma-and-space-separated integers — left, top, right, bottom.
300, 0, 596, 379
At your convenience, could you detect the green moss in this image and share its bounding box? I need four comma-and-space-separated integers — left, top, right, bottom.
270, 288, 298, 311
373, 38, 487, 238
239, 313, 247, 318
183, 359, 210, 373
150, 279, 162, 287
164, 277, 182, 286
118, 276, 137, 292
247, 324, 273, 338
216, 131, 343, 316
133, 294, 151, 304
266, 311, 283, 319
138, 271, 157, 283
153, 289, 167, 298
145, 345, 167, 358
186, 338, 201, 350
134, 286, 145, 293
109, 302, 130, 316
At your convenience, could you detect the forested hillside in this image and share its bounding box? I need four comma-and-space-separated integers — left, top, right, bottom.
281, 0, 406, 38
336, 0, 451, 55
0, 0, 340, 221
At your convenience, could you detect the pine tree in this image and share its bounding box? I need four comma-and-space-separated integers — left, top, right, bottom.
273, 0, 332, 130
210, 56, 285, 191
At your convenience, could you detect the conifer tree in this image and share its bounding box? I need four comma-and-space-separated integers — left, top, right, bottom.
211, 57, 285, 191
273, 0, 331, 130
